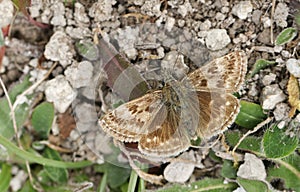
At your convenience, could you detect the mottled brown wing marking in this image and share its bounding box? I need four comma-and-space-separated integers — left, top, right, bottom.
139, 106, 190, 157
99, 90, 163, 142
138, 100, 190, 157
186, 51, 247, 92
196, 91, 240, 139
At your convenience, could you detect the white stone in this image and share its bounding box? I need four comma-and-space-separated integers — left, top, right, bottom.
286, 59, 300, 78
274, 3, 289, 28
44, 31, 75, 67
178, 0, 194, 17
29, 0, 43, 18
262, 73, 276, 86
0, 0, 14, 28
205, 29, 230, 51
141, 0, 162, 17
65, 61, 94, 88
74, 2, 90, 24
113, 27, 140, 59
65, 26, 92, 39
50, 2, 66, 26
165, 16, 175, 32
89, 0, 116, 22
273, 103, 290, 121
233, 187, 247, 192
261, 84, 286, 110
45, 75, 77, 113
200, 20, 211, 31
281, 50, 291, 58
232, 1, 253, 20
10, 170, 27, 191
237, 153, 266, 180
215, 12, 226, 21
164, 151, 195, 183
51, 14, 66, 26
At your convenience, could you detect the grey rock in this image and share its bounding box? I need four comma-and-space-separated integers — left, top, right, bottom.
286, 58, 300, 78
205, 29, 230, 50
261, 84, 286, 110
237, 153, 266, 180
44, 31, 75, 67
274, 3, 289, 28
45, 75, 77, 113
232, 1, 253, 20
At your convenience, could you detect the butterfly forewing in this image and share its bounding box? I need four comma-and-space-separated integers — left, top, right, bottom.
186, 51, 247, 92
100, 90, 164, 142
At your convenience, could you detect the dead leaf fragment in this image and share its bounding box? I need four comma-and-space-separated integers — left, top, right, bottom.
287, 75, 300, 117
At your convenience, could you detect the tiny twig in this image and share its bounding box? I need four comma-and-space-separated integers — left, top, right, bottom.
38, 140, 74, 153
231, 117, 273, 164
270, 0, 276, 44
72, 182, 93, 192
12, 62, 58, 111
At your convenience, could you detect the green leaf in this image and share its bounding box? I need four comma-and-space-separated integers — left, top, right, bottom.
225, 131, 262, 154
237, 178, 269, 192
18, 180, 36, 192
263, 125, 298, 158
95, 163, 131, 188
75, 41, 99, 61
275, 27, 298, 45
221, 160, 237, 179
0, 76, 32, 139
0, 163, 11, 192
249, 59, 276, 77
37, 169, 52, 185
267, 154, 300, 191
31, 102, 54, 139
235, 101, 267, 129
43, 147, 68, 183
157, 178, 238, 192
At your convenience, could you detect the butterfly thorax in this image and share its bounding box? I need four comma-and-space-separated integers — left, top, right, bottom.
161, 82, 182, 112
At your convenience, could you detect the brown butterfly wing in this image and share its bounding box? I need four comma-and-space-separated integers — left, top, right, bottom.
138, 103, 190, 157
99, 90, 164, 142
186, 51, 247, 92
196, 91, 240, 139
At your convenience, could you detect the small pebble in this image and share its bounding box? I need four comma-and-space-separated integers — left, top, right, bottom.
262, 73, 276, 86
232, 1, 253, 20
237, 153, 266, 180
65, 61, 94, 89
0, 0, 14, 28
261, 84, 286, 110
44, 31, 75, 68
205, 29, 230, 51
273, 103, 290, 121
286, 59, 300, 77
164, 151, 195, 183
274, 3, 289, 28
45, 75, 77, 113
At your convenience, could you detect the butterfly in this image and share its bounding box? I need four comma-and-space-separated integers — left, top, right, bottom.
99, 51, 247, 157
